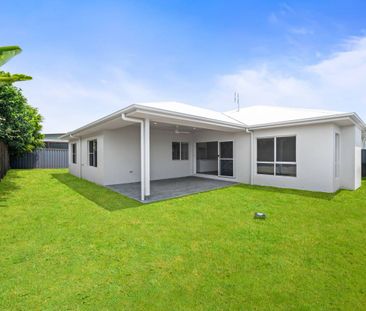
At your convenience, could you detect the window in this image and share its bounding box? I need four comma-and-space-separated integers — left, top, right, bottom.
335, 133, 340, 178
88, 139, 97, 167
72, 143, 77, 164
257, 138, 274, 162
172, 142, 189, 160
181, 142, 189, 160
172, 142, 180, 160
257, 136, 296, 177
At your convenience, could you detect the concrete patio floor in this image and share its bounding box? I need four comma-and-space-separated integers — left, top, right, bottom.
107, 176, 236, 202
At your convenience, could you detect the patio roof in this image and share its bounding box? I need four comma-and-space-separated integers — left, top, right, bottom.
62, 102, 246, 139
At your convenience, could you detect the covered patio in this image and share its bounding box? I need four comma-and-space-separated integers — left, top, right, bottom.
107, 176, 236, 202
64, 102, 246, 202
119, 103, 245, 201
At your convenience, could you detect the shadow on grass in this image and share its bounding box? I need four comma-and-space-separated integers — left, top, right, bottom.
52, 173, 142, 211
235, 183, 340, 201
0, 170, 22, 207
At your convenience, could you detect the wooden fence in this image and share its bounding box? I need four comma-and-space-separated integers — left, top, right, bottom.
0, 141, 10, 180
10, 148, 68, 169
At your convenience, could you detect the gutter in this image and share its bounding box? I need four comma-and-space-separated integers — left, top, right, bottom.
247, 114, 366, 130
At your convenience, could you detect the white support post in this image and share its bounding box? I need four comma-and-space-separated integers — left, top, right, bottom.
140, 121, 145, 201
121, 113, 145, 201
144, 118, 150, 197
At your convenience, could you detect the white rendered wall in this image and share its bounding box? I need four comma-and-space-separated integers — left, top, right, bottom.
355, 126, 362, 189
102, 125, 194, 185
340, 125, 362, 190
68, 121, 361, 192
68, 133, 105, 185
103, 125, 141, 185
69, 139, 81, 177
150, 128, 193, 180
252, 124, 335, 192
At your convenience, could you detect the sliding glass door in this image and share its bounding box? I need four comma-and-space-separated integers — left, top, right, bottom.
219, 141, 233, 177
196, 142, 218, 175
196, 141, 234, 177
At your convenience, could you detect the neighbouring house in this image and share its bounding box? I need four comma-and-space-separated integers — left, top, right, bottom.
62, 102, 366, 201
11, 133, 69, 169
43, 133, 69, 150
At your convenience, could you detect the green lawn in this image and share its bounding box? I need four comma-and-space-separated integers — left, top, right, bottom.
0, 169, 365, 310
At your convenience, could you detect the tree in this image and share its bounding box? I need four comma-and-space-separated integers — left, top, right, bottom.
0, 84, 44, 156
0, 46, 32, 83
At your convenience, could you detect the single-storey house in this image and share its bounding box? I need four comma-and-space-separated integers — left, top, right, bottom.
62, 102, 366, 201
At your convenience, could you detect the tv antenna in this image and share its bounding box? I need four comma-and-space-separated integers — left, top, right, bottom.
234, 92, 240, 111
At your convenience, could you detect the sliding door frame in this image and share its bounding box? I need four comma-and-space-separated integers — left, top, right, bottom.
194, 140, 235, 179
218, 140, 235, 178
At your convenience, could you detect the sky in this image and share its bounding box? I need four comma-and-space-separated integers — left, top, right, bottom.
1, 0, 366, 132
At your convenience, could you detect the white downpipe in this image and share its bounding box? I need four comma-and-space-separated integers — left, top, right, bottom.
246, 129, 254, 185
79, 137, 83, 179
144, 118, 150, 197
121, 113, 145, 201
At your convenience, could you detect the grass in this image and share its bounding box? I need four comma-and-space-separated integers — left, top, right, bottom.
0, 169, 365, 310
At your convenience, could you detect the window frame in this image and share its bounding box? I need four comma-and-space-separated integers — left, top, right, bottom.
88, 139, 98, 167
256, 135, 297, 177
172, 141, 189, 161
72, 143, 77, 164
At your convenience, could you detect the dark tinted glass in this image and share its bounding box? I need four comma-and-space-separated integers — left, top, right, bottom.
72, 143, 77, 164
220, 141, 233, 158
181, 143, 189, 160
89, 154, 94, 166
220, 160, 233, 176
172, 142, 180, 160
94, 140, 97, 167
257, 163, 274, 175
276, 164, 296, 177
196, 142, 218, 160
257, 138, 274, 161
276, 136, 296, 162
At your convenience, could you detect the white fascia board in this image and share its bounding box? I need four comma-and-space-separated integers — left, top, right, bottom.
247, 113, 365, 130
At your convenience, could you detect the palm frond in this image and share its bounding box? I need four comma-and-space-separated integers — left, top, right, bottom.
0, 71, 32, 83
0, 46, 22, 67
